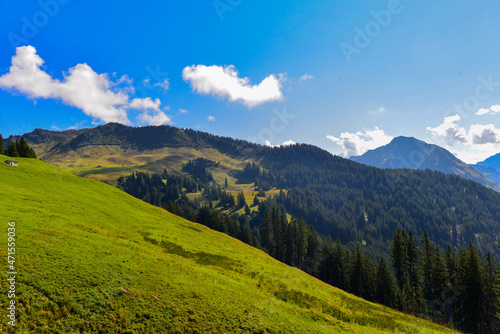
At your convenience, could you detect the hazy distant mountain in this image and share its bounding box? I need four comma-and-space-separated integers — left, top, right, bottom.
476, 153, 500, 170
470, 153, 500, 184
350, 136, 500, 192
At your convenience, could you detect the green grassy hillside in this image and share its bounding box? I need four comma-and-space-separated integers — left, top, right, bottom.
0, 156, 456, 333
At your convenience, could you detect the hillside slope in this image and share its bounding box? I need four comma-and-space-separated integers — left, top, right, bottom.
0, 156, 456, 333
350, 136, 500, 192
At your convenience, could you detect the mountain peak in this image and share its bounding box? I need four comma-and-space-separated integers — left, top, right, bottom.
351, 136, 500, 192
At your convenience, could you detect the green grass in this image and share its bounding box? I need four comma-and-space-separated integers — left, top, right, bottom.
0, 156, 457, 333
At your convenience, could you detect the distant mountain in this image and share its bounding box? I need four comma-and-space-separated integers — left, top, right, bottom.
470, 153, 500, 184
476, 153, 500, 169
350, 136, 500, 192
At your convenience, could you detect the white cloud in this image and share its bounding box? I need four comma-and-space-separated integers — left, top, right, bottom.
427, 114, 500, 146
178, 108, 188, 114
155, 78, 169, 91
129, 97, 172, 126
182, 64, 283, 107
491, 105, 500, 113
137, 110, 172, 126
0, 45, 170, 126
469, 124, 500, 144
129, 97, 161, 112
426, 114, 468, 146
265, 139, 297, 148
207, 115, 215, 122
475, 104, 500, 116
426, 115, 500, 163
327, 127, 393, 157
299, 74, 314, 81
476, 108, 491, 115
281, 139, 296, 147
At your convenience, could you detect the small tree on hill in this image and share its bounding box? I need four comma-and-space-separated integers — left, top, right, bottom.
5, 141, 19, 157
237, 191, 246, 207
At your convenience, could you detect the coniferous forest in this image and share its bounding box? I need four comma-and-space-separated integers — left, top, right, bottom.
118, 164, 500, 333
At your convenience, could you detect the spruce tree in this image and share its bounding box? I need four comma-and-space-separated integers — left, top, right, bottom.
482, 252, 498, 334
459, 242, 484, 334
237, 191, 246, 207
6, 141, 19, 157
376, 257, 397, 308
16, 137, 29, 157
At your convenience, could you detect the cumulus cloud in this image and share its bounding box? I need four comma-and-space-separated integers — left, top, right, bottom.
476, 108, 490, 116
491, 105, 500, 113
0, 45, 171, 125
265, 140, 297, 148
129, 97, 172, 125
426, 114, 468, 145
182, 64, 283, 107
299, 74, 314, 81
427, 114, 500, 146
469, 124, 500, 144
207, 115, 215, 122
476, 105, 500, 115
327, 127, 393, 157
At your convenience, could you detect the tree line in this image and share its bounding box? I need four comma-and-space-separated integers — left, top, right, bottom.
0, 135, 37, 158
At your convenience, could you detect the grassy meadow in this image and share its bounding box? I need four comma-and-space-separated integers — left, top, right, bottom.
0, 156, 457, 333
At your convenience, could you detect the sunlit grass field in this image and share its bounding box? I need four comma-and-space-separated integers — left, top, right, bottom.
0, 156, 457, 333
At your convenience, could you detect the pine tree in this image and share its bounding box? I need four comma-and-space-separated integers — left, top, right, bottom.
445, 245, 459, 328
237, 191, 246, 207
0, 134, 3, 155
458, 242, 484, 334
253, 195, 259, 206
261, 210, 274, 255
224, 177, 228, 188
351, 245, 364, 298
5, 141, 19, 157
421, 231, 436, 320
482, 252, 498, 334
16, 137, 30, 157
376, 257, 397, 308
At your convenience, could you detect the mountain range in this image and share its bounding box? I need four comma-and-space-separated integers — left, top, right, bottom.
350, 136, 500, 192
7, 124, 500, 259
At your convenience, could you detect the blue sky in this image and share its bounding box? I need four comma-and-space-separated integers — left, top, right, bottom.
1, 0, 500, 163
